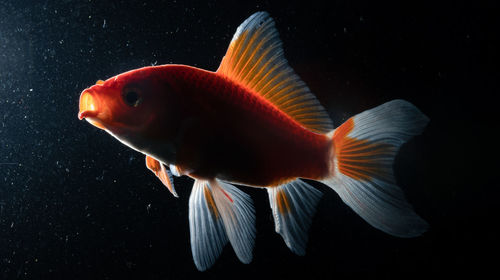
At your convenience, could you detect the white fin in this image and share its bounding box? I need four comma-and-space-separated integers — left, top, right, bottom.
210, 180, 256, 264
169, 164, 181, 177
323, 99, 429, 237
267, 179, 322, 255
217, 11, 333, 134
188, 179, 255, 270
189, 180, 228, 271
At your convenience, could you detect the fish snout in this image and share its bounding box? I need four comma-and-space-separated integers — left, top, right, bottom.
78, 90, 99, 120
78, 89, 108, 129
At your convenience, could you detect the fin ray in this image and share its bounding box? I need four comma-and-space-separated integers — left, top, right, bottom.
323, 100, 429, 237
210, 180, 256, 264
145, 155, 178, 197
188, 179, 256, 270
267, 179, 322, 255
217, 11, 333, 134
189, 180, 228, 271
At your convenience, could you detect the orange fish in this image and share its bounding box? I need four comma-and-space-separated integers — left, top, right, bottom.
78, 12, 429, 271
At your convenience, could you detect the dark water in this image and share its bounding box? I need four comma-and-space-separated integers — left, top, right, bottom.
0, 1, 494, 279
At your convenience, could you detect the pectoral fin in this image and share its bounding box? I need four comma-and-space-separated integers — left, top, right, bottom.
145, 155, 178, 197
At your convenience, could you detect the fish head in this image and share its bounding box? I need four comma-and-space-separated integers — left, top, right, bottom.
78, 67, 171, 141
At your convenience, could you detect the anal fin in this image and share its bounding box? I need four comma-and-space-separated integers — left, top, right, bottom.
267, 179, 322, 255
145, 155, 178, 197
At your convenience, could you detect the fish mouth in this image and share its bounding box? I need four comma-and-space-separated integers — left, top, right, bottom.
78, 90, 106, 129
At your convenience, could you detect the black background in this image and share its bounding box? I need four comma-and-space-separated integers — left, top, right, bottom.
0, 0, 495, 279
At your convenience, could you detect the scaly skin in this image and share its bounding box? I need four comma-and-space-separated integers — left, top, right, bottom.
154, 65, 332, 187
80, 64, 332, 187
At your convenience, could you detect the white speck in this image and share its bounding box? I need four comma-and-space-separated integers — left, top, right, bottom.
103, 19, 107, 28
65, 168, 69, 173
29, 88, 33, 92
10, 222, 14, 228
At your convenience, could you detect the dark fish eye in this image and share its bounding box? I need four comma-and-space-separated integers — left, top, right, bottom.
122, 89, 142, 107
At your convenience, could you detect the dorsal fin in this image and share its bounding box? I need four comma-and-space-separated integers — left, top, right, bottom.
217, 12, 333, 134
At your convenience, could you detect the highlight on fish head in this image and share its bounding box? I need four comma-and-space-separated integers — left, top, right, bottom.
78, 67, 173, 137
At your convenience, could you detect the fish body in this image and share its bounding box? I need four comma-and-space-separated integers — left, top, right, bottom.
79, 12, 429, 271
82, 64, 331, 186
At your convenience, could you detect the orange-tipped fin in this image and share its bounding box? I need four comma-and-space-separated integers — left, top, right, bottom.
324, 100, 429, 238
267, 180, 322, 255
333, 118, 395, 181
216, 12, 333, 134
145, 155, 178, 197
189, 180, 255, 271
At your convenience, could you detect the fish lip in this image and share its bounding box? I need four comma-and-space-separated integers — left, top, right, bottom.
78, 90, 99, 120
78, 89, 108, 130
78, 110, 98, 120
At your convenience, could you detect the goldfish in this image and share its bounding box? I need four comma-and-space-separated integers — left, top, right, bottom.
78, 12, 429, 271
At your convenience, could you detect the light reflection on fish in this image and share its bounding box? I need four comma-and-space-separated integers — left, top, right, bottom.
78, 12, 429, 271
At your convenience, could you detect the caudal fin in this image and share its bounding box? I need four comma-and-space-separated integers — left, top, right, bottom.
322, 99, 429, 238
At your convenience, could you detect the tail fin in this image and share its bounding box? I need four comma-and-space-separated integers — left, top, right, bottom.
322, 99, 429, 237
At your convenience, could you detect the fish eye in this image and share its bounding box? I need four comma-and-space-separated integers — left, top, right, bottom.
122, 89, 142, 107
